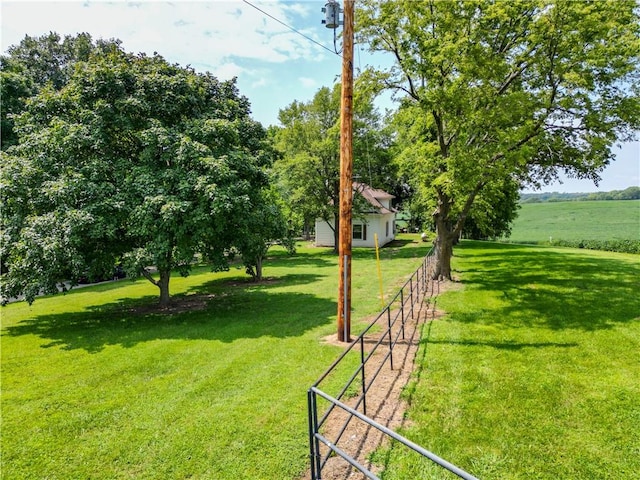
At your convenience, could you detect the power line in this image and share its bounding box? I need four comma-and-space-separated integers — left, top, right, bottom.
241, 0, 340, 56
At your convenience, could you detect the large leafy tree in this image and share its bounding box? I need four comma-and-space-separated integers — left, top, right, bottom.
1, 43, 275, 305
273, 83, 394, 250
358, 0, 640, 278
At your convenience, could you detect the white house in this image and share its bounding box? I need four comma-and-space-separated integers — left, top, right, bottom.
315, 182, 397, 248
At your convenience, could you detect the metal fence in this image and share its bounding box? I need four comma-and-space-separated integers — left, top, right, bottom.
307, 250, 479, 480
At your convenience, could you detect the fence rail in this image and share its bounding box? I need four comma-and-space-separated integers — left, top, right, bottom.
307, 250, 479, 480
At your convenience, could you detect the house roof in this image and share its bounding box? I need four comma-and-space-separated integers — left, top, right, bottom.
354, 182, 396, 215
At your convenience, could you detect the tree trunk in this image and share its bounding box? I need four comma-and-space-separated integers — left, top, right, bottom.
431, 182, 485, 280
303, 221, 312, 241
140, 266, 172, 306
158, 268, 171, 306
255, 256, 263, 282
432, 189, 455, 280
433, 227, 454, 280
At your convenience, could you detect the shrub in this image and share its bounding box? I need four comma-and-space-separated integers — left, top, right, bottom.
552, 239, 640, 254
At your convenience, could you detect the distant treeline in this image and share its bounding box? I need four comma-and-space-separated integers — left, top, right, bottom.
520, 186, 639, 203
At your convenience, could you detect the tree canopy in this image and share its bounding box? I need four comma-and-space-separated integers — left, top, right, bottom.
1, 35, 282, 305
0, 32, 122, 150
272, 83, 395, 249
358, 0, 640, 278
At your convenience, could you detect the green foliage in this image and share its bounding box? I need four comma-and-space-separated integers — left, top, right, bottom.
0, 32, 120, 150
552, 238, 640, 254
0, 64, 32, 149
375, 241, 640, 479
272, 86, 341, 237
1, 39, 276, 304
235, 186, 296, 281
272, 84, 396, 243
462, 174, 521, 240
1, 235, 431, 479
357, 0, 640, 279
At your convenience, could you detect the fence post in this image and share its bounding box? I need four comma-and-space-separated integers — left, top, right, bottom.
307, 389, 316, 480
308, 389, 322, 479
400, 289, 405, 336
410, 276, 413, 320
426, 256, 430, 292
360, 336, 367, 416
431, 271, 435, 298
387, 307, 394, 370
424, 259, 428, 298
426, 256, 430, 289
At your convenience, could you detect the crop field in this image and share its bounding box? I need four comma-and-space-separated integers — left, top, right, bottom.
505, 199, 640, 244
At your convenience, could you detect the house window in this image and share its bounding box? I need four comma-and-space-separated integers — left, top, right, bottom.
353, 223, 367, 240
385, 221, 389, 237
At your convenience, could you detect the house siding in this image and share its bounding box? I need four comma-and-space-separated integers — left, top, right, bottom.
315, 213, 395, 248
314, 183, 396, 248
315, 219, 336, 247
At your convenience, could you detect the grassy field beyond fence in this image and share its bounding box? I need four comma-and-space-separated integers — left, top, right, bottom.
374, 241, 640, 479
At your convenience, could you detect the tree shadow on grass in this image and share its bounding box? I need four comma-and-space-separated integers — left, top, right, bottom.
262, 253, 336, 269
425, 339, 579, 350
2, 272, 336, 353
350, 242, 433, 261
450, 241, 640, 331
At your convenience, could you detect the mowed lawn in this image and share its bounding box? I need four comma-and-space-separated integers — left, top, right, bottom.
506, 199, 640, 243
375, 241, 640, 479
1, 236, 431, 479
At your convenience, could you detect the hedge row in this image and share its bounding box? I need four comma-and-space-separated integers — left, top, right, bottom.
551, 239, 640, 254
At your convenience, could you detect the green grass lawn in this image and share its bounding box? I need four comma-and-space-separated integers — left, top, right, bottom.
0, 235, 431, 479
374, 241, 640, 479
505, 200, 640, 243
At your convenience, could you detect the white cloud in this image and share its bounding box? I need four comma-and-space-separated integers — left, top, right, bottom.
1, 1, 327, 66
299, 76, 317, 88
252, 77, 268, 88
0, 0, 340, 127
282, 2, 313, 18
211, 62, 247, 81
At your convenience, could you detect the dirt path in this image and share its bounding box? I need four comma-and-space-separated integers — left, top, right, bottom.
302, 280, 443, 480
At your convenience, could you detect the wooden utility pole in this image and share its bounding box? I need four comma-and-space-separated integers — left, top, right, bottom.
337, 0, 354, 343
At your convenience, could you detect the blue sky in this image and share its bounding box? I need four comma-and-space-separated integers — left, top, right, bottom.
2, 0, 638, 193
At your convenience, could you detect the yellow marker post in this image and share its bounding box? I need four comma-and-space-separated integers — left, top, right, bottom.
374, 233, 384, 307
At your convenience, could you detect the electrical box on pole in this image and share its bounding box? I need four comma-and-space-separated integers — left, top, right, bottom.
321, 1, 342, 29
